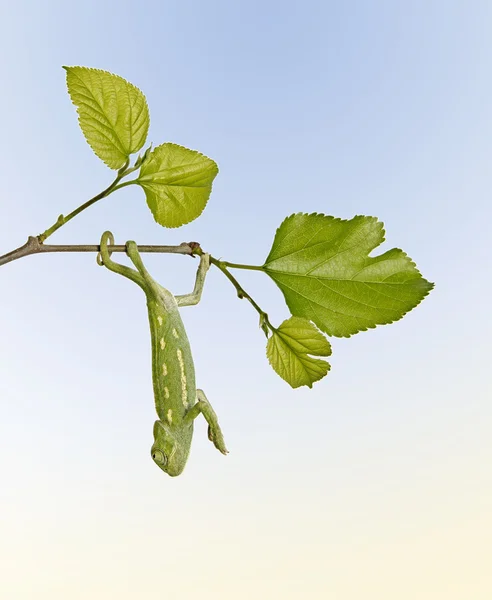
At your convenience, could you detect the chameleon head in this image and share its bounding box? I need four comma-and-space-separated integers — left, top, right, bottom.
151, 420, 190, 477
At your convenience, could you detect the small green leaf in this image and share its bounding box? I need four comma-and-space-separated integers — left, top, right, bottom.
266, 317, 332, 388
263, 213, 434, 337
64, 66, 149, 169
137, 143, 218, 228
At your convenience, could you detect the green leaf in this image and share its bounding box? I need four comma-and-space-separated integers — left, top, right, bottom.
263, 213, 434, 337
136, 143, 218, 228
64, 66, 149, 169
266, 317, 332, 388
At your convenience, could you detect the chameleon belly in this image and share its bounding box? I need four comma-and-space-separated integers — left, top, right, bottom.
146, 289, 197, 424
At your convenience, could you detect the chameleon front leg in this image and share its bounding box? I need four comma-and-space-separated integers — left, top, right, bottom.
184, 389, 228, 455
175, 253, 211, 307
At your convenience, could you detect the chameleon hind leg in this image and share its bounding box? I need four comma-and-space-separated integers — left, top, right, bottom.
184, 389, 228, 455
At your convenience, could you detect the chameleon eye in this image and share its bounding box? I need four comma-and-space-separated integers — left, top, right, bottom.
152, 450, 167, 465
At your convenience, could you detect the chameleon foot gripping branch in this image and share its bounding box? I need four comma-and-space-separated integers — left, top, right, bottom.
97, 231, 228, 477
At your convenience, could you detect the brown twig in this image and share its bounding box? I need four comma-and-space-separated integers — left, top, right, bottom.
0, 237, 197, 267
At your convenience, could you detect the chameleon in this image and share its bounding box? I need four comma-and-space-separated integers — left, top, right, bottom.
97, 231, 228, 476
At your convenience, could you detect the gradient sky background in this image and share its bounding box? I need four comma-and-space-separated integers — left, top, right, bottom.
0, 1, 491, 598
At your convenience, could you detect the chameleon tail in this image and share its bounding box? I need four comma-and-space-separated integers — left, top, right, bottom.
97, 231, 145, 289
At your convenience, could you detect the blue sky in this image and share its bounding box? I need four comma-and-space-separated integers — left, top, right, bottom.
0, 2, 491, 598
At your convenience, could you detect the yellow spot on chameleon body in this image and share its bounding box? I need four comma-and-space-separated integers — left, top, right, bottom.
157, 316, 163, 326
162, 363, 168, 376
160, 338, 165, 350
176, 348, 188, 408
172, 328, 179, 338
164, 387, 170, 399
167, 409, 173, 424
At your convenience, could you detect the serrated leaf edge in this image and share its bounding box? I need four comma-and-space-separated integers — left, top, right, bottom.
137, 142, 219, 228
263, 212, 434, 338
263, 212, 384, 265
63, 65, 150, 170
266, 317, 332, 388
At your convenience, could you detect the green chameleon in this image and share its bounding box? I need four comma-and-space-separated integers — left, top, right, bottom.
98, 231, 228, 476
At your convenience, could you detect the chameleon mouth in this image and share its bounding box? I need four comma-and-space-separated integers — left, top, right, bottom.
165, 442, 187, 477
168, 443, 177, 463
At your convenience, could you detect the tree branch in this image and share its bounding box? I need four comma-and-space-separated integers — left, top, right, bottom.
0, 237, 197, 267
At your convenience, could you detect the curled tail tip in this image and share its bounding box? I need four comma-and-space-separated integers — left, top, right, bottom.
97, 230, 115, 266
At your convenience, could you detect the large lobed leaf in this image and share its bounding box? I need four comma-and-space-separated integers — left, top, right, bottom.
263, 213, 434, 338
64, 66, 149, 169
266, 317, 331, 388
136, 143, 218, 228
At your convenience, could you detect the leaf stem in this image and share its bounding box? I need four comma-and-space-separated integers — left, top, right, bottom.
219, 261, 264, 271
208, 256, 274, 335
112, 179, 139, 192
37, 159, 140, 242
